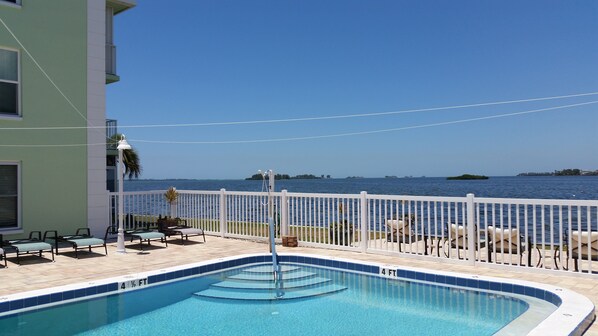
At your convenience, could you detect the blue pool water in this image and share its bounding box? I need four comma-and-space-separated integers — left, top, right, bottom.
0, 263, 529, 336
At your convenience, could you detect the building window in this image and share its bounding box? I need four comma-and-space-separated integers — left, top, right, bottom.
0, 0, 20, 6
0, 48, 19, 116
0, 164, 19, 230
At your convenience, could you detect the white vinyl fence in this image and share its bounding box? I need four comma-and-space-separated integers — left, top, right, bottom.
108, 190, 598, 275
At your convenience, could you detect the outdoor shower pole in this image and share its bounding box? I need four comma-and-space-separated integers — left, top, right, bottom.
116, 136, 131, 254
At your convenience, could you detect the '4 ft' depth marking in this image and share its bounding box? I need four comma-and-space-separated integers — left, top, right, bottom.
119, 278, 148, 291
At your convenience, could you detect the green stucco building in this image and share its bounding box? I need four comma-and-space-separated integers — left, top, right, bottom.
0, 0, 135, 240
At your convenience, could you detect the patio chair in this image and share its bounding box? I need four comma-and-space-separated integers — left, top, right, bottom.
157, 217, 205, 245
567, 231, 598, 272
486, 226, 530, 266
1, 231, 55, 265
386, 215, 428, 255
44, 229, 107, 258
443, 223, 486, 259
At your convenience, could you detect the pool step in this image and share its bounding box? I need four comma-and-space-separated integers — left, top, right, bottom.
194, 264, 347, 301
212, 277, 331, 290
241, 265, 300, 274
228, 270, 316, 282
194, 284, 347, 301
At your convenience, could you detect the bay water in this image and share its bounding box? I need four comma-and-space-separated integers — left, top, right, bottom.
125, 176, 598, 200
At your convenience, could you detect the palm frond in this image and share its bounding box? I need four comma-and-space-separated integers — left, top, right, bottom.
111, 133, 142, 179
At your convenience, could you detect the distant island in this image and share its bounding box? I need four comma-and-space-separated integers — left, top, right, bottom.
447, 174, 489, 180
245, 173, 330, 180
518, 169, 598, 177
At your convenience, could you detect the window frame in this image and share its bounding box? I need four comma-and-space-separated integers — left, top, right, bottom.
0, 0, 21, 9
0, 162, 21, 233
0, 47, 20, 118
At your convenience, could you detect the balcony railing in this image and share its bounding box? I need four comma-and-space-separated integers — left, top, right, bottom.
108, 189, 598, 276
106, 119, 117, 150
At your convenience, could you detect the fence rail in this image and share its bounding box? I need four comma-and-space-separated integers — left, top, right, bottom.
108, 189, 598, 275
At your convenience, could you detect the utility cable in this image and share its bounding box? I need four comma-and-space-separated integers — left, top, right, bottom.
129, 100, 598, 144
1, 99, 595, 147
125, 101, 598, 145
0, 100, 594, 147
1, 91, 598, 130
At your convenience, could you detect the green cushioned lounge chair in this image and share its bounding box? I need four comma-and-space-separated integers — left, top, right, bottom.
44, 229, 107, 258
1, 232, 55, 265
125, 229, 168, 250
105, 225, 167, 251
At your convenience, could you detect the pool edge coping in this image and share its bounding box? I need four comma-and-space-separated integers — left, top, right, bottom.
0, 253, 593, 336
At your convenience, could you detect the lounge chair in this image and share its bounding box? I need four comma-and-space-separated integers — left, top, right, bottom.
44, 229, 107, 258
157, 218, 205, 245
0, 247, 6, 268
486, 226, 530, 266
105, 225, 167, 251
127, 229, 167, 250
443, 223, 486, 259
1, 231, 55, 265
386, 215, 427, 254
567, 231, 598, 272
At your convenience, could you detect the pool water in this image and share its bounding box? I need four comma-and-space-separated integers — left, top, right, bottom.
0, 263, 530, 336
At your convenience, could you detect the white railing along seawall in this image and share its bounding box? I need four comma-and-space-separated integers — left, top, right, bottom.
108, 189, 598, 276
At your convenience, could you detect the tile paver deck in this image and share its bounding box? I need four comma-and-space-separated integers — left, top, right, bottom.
0, 236, 596, 335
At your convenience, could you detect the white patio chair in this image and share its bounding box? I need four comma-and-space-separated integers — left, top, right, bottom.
487, 226, 529, 265
568, 231, 598, 272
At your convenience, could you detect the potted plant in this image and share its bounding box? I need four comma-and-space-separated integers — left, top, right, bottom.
329, 204, 354, 246
164, 186, 179, 218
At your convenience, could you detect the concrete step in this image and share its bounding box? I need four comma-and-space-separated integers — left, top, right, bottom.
242, 265, 301, 274
194, 284, 347, 301
211, 277, 332, 290
228, 270, 317, 282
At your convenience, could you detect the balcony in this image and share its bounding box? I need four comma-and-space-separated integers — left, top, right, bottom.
106, 44, 119, 84
107, 0, 136, 14
106, 119, 117, 150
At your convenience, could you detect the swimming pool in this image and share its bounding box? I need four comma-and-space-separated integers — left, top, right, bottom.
0, 254, 593, 335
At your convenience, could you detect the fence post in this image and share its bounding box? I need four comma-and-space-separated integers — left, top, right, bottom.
466, 193, 476, 264
281, 189, 289, 236
360, 191, 368, 253
220, 188, 226, 238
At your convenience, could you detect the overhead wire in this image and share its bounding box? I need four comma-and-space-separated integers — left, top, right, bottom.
128, 100, 598, 144
0, 91, 598, 130
2, 100, 595, 147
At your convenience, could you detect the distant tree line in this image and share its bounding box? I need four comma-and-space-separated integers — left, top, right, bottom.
246, 173, 331, 180
518, 169, 598, 176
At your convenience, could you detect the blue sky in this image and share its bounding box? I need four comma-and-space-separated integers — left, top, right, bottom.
107, 1, 598, 179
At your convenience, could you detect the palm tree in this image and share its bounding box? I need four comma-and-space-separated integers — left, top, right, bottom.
110, 134, 142, 179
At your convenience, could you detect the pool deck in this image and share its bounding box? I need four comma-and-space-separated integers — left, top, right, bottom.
1, 236, 597, 335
